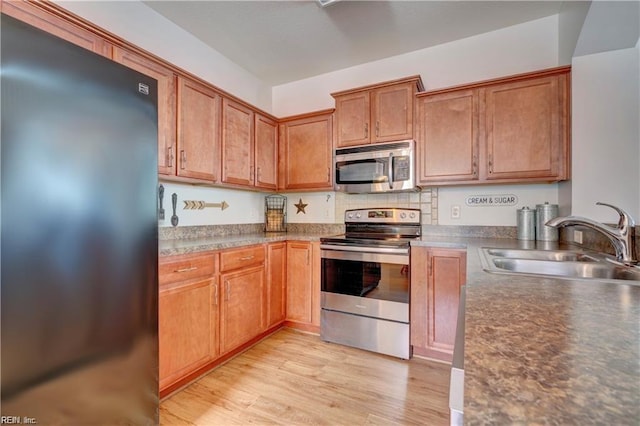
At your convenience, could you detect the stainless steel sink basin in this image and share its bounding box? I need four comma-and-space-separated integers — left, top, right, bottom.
479, 247, 640, 284
485, 248, 599, 262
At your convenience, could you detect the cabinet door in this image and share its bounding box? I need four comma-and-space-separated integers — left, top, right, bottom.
221, 99, 254, 187
411, 247, 466, 362
267, 242, 286, 327
335, 92, 370, 147
428, 248, 466, 358
177, 77, 220, 181
159, 278, 216, 389
220, 265, 265, 354
482, 75, 563, 181
1, 1, 110, 57
254, 113, 278, 190
279, 112, 333, 190
371, 82, 414, 143
287, 241, 320, 325
113, 47, 177, 176
417, 90, 479, 183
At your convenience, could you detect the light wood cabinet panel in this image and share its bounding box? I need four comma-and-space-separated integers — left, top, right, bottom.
220, 265, 265, 354
1, 0, 111, 57
177, 76, 220, 181
416, 67, 570, 186
219, 245, 265, 272
112, 47, 177, 176
221, 98, 254, 187
159, 277, 217, 390
333, 76, 422, 147
286, 241, 320, 327
159, 252, 216, 286
482, 74, 565, 181
254, 113, 278, 190
267, 242, 287, 327
417, 90, 479, 183
334, 92, 370, 147
411, 247, 466, 362
279, 111, 333, 190
371, 82, 415, 143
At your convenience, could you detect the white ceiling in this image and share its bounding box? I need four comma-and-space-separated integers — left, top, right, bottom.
144, 1, 570, 85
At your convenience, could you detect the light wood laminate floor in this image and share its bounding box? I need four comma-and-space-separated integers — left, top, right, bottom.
160, 328, 451, 425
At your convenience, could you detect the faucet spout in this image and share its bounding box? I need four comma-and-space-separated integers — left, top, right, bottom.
546, 203, 637, 265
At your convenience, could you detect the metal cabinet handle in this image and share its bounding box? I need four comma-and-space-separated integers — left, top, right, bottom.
376, 121, 379, 137
167, 146, 174, 168
488, 154, 493, 174
240, 255, 254, 261
174, 266, 197, 273
180, 150, 186, 170
213, 283, 218, 306
256, 166, 261, 181
364, 123, 369, 138
472, 155, 478, 177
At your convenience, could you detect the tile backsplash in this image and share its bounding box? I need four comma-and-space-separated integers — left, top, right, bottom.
334, 188, 438, 225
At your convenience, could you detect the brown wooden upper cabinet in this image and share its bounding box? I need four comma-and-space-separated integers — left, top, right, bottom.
417, 66, 570, 186
220, 99, 278, 190
254, 113, 278, 190
332, 76, 424, 147
221, 98, 254, 187
278, 110, 334, 190
112, 47, 178, 176
177, 76, 221, 182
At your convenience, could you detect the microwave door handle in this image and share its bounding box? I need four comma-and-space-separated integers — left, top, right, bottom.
388, 152, 394, 189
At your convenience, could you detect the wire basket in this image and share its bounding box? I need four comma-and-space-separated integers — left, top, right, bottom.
265, 195, 287, 232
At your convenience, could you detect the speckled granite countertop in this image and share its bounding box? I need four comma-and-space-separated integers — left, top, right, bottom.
160, 232, 640, 423
158, 233, 331, 257
414, 237, 640, 425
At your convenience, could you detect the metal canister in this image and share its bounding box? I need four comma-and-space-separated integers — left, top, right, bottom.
536, 202, 559, 241
516, 206, 536, 240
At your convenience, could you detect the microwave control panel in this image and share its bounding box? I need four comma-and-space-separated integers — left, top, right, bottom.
393, 156, 411, 181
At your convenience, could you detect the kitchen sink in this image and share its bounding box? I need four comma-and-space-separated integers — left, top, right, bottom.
485, 248, 599, 262
479, 247, 640, 284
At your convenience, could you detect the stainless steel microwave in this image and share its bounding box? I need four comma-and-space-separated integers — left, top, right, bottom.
334, 140, 417, 193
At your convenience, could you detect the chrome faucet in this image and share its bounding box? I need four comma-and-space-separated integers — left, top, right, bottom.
546, 202, 638, 265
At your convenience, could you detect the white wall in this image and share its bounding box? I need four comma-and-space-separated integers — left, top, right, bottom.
158, 182, 265, 227
272, 15, 559, 116
438, 184, 560, 226
54, 1, 272, 112
571, 46, 640, 221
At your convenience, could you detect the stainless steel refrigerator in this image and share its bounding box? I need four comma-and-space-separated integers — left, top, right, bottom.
1, 14, 159, 424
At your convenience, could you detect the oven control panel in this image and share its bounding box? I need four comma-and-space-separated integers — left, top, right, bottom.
344, 208, 420, 224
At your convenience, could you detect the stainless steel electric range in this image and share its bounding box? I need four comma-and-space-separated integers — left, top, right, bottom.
320, 208, 421, 359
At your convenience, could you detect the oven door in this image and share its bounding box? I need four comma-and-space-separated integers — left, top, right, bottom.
320, 246, 410, 323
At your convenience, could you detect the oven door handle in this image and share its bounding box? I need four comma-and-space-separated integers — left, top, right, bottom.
320, 243, 409, 255
321, 246, 409, 265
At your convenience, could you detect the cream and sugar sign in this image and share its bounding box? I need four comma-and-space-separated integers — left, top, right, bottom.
465, 194, 518, 207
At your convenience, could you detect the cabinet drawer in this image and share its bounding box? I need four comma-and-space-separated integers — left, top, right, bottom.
160, 253, 216, 286
220, 245, 265, 272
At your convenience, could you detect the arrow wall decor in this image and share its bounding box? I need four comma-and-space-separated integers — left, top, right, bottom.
183, 200, 229, 210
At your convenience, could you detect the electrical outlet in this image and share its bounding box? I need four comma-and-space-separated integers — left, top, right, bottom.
574, 230, 583, 244
451, 205, 460, 219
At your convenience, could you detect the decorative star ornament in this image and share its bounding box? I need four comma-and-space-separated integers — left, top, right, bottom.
294, 198, 308, 214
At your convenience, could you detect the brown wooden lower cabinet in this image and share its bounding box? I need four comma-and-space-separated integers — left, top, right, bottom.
285, 241, 321, 331
266, 242, 287, 328
411, 246, 467, 362
158, 252, 218, 391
